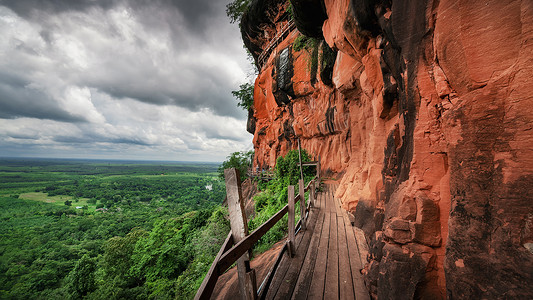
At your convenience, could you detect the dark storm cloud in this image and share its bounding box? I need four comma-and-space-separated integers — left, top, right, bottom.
132, 0, 219, 34
0, 72, 86, 122
84, 60, 244, 118
53, 135, 151, 146
3, 0, 220, 34
1, 0, 117, 17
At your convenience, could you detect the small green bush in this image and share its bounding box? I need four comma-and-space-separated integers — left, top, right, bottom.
248, 149, 315, 255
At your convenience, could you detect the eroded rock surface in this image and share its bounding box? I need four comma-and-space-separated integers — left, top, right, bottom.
241, 0, 533, 298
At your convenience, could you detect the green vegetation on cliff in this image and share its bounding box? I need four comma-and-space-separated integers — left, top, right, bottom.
248, 149, 315, 253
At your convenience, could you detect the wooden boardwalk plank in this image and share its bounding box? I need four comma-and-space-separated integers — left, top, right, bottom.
273, 201, 321, 299
265, 188, 324, 299
324, 213, 339, 299
265, 220, 306, 299
257, 184, 371, 300
324, 185, 330, 213
337, 215, 355, 300
291, 209, 325, 300
334, 189, 343, 216
336, 196, 371, 300
353, 227, 369, 269
307, 210, 331, 299
328, 185, 333, 207
314, 186, 323, 212
319, 186, 325, 210
351, 227, 371, 300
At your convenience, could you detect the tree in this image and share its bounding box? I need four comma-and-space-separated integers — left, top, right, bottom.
218, 151, 254, 181
101, 228, 147, 285
65, 254, 96, 298
226, 0, 251, 24
232, 82, 254, 111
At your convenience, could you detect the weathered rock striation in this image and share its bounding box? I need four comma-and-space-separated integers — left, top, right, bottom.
241, 0, 533, 298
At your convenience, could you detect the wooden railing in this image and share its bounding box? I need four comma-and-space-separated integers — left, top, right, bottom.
257, 19, 297, 69
195, 162, 321, 300
246, 169, 274, 181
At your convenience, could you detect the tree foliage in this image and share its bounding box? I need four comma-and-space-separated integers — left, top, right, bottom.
218, 150, 254, 181
227, 0, 256, 111
232, 82, 254, 111
275, 149, 313, 186
65, 254, 96, 298
225, 0, 251, 24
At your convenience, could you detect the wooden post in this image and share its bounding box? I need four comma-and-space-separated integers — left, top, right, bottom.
317, 155, 321, 183
310, 181, 315, 207
297, 138, 304, 181
299, 179, 306, 230
224, 168, 257, 300
287, 185, 295, 257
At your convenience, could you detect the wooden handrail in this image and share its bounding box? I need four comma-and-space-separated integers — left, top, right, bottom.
305, 175, 318, 191
195, 171, 320, 299
247, 170, 275, 176
218, 191, 304, 271
257, 19, 296, 69
218, 202, 288, 272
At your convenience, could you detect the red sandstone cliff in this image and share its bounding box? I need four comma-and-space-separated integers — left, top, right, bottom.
240, 0, 533, 298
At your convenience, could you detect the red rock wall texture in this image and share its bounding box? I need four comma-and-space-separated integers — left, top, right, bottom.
241, 0, 533, 298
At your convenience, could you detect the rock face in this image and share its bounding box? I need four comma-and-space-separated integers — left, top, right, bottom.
241, 0, 533, 298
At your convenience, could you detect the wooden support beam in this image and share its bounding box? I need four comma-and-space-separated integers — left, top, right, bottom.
317, 155, 321, 182
310, 181, 315, 207
297, 138, 304, 180
287, 185, 295, 257
299, 179, 306, 231
224, 168, 256, 300
247, 268, 258, 300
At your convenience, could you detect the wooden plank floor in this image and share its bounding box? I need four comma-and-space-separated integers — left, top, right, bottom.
265, 184, 371, 300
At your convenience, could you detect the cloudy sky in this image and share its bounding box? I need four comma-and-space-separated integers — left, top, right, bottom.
0, 0, 254, 162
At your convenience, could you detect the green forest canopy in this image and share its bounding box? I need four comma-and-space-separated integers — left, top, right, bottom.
0, 159, 228, 299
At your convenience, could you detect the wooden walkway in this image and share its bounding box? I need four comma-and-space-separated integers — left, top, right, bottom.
264, 183, 371, 300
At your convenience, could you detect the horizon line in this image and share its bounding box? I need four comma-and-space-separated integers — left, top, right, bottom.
0, 156, 222, 165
